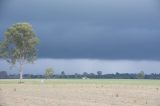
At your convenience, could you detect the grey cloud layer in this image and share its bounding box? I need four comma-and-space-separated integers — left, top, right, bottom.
0, 0, 160, 60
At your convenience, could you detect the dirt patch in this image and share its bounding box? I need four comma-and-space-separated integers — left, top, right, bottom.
0, 87, 6, 106
0, 83, 160, 106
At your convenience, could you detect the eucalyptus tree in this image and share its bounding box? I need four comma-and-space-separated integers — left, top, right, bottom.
137, 71, 145, 79
0, 23, 39, 82
45, 68, 54, 79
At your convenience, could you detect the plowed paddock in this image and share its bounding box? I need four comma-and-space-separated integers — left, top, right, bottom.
0, 79, 160, 106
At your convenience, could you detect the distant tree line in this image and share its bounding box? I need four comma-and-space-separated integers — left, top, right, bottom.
1, 70, 160, 79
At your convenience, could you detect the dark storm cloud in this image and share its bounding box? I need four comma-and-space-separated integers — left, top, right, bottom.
0, 0, 160, 60
0, 0, 8, 12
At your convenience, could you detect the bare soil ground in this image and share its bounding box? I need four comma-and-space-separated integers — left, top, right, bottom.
0, 80, 160, 106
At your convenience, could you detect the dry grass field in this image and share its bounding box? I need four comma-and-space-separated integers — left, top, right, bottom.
0, 79, 160, 106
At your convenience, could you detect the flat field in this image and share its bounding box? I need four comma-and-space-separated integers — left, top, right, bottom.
0, 79, 160, 106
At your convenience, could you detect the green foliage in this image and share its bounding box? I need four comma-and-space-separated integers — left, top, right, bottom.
0, 22, 39, 82
45, 68, 54, 79
0, 23, 39, 64
0, 42, 6, 58
137, 71, 145, 79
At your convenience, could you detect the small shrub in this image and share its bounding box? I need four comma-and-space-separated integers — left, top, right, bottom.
156, 88, 159, 91
146, 101, 147, 104
115, 93, 119, 97
14, 88, 16, 92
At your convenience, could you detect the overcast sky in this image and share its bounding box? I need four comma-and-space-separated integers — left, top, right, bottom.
0, 0, 160, 74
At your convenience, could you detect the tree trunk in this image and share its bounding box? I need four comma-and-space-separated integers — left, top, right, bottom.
19, 64, 23, 83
